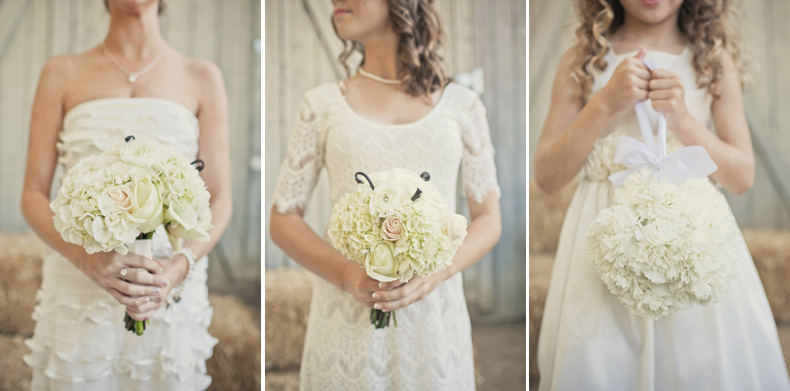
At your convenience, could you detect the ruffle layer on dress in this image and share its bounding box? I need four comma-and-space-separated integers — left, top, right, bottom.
24, 248, 217, 391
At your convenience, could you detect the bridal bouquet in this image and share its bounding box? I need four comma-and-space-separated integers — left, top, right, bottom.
51, 135, 212, 335
586, 63, 738, 319
328, 169, 467, 328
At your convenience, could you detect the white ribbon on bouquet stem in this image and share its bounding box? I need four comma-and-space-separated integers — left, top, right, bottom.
607, 60, 718, 187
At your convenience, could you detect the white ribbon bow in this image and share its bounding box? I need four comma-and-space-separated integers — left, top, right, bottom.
607, 60, 718, 187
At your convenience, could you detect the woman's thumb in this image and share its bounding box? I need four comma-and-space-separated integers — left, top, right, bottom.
635, 47, 647, 60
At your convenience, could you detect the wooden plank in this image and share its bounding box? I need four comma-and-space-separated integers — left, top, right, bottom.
165, 0, 190, 54
0, 2, 32, 230
468, 0, 496, 316
264, 0, 283, 268
192, 0, 216, 62
245, 0, 262, 265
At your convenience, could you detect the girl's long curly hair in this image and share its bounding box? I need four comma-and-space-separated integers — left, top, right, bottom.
333, 0, 450, 98
570, 0, 748, 98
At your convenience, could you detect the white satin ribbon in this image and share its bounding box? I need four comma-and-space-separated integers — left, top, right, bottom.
607, 60, 718, 187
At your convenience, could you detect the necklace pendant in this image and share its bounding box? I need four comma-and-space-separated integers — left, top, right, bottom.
128, 73, 138, 83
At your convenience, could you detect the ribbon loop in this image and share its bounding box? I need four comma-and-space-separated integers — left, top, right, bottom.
607, 59, 718, 187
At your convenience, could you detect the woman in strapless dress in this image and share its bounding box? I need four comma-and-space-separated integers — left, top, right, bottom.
19, 1, 232, 390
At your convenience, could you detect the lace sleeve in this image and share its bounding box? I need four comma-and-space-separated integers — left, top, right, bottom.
460, 94, 501, 204
272, 98, 325, 214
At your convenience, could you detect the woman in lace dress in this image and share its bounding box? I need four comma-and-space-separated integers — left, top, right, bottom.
20, 1, 232, 390
535, 0, 789, 390
269, 0, 502, 390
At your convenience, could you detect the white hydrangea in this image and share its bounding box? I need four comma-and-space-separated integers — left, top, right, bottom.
328, 169, 466, 282
51, 137, 212, 254
586, 169, 739, 318
51, 153, 151, 255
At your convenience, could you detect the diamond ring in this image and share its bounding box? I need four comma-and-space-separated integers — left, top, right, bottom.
120, 267, 128, 281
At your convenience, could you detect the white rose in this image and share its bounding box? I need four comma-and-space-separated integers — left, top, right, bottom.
365, 241, 400, 282
369, 185, 403, 217
120, 138, 163, 167
127, 177, 164, 233
447, 214, 468, 247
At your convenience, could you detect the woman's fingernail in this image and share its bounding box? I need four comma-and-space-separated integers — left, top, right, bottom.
145, 297, 150, 303
378, 282, 384, 288
161, 279, 170, 286
374, 303, 382, 310
153, 287, 161, 294
372, 293, 380, 300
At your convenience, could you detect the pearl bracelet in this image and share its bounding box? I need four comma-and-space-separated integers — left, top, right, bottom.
166, 248, 196, 306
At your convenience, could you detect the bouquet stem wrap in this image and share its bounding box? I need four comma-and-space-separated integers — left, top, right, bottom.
124, 234, 153, 335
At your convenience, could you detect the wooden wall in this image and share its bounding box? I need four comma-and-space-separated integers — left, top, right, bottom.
0, 0, 261, 283
264, 0, 527, 322
529, 0, 790, 230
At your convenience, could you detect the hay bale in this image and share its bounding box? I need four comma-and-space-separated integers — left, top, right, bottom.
264, 268, 313, 371
529, 253, 554, 381
207, 294, 261, 391
0, 334, 32, 391
0, 233, 45, 336
529, 180, 577, 253
743, 230, 790, 323
265, 370, 300, 391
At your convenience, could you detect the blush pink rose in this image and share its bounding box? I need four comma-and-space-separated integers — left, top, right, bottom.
103, 185, 134, 211
380, 216, 403, 241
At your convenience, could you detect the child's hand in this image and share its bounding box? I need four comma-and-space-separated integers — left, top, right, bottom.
648, 69, 690, 132
594, 47, 651, 115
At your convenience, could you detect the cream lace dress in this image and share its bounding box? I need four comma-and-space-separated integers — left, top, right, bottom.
272, 82, 500, 391
537, 46, 790, 390
24, 98, 218, 391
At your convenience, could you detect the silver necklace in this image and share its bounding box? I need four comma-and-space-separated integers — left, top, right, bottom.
100, 42, 166, 83
358, 67, 402, 85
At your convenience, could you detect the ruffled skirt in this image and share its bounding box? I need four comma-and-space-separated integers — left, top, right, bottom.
24, 246, 218, 391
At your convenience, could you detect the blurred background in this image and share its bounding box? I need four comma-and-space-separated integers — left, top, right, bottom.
529, 0, 790, 389
0, 1, 261, 390
264, 0, 526, 390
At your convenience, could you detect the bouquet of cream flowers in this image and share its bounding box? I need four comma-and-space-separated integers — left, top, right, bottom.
587, 169, 739, 318
586, 63, 738, 319
51, 135, 212, 335
328, 169, 467, 328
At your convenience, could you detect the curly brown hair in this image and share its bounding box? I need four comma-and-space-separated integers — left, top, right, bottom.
569, 0, 748, 98
333, 0, 450, 97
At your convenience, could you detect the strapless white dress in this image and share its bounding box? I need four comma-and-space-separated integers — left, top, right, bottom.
23, 98, 218, 391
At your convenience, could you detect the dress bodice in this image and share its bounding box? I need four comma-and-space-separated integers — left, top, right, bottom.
55, 97, 200, 257
273, 82, 500, 217
57, 97, 199, 175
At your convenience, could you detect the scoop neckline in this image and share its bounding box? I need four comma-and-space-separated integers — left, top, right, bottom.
334, 82, 452, 128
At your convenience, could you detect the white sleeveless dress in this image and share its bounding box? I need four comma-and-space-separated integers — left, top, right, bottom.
537, 47, 790, 390
24, 98, 218, 391
272, 82, 500, 391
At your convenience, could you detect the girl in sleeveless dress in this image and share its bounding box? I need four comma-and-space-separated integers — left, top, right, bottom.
20, 1, 232, 390
269, 0, 502, 390
535, 1, 790, 390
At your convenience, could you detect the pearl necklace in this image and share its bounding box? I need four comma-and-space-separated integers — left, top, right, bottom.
100, 42, 166, 83
358, 67, 402, 85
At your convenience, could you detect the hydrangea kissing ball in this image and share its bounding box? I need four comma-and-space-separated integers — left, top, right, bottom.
586, 169, 739, 318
